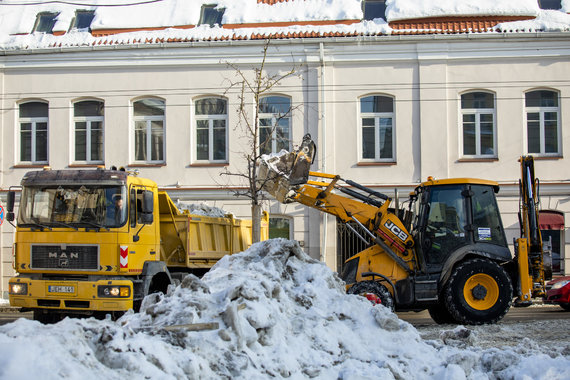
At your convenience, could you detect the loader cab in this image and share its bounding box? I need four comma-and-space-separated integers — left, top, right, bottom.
414, 178, 508, 272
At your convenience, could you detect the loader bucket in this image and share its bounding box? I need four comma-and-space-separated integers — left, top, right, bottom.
258, 134, 316, 203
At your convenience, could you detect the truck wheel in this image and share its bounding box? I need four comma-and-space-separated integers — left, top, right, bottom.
33, 310, 61, 324
560, 303, 570, 311
444, 258, 512, 325
427, 302, 457, 324
347, 281, 394, 311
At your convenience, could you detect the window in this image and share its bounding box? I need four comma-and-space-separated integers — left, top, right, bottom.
70, 10, 95, 31
525, 90, 560, 155
259, 96, 291, 155
19, 102, 48, 164
269, 216, 291, 239
133, 98, 165, 163
538, 0, 561, 10
33, 12, 59, 34
362, 0, 387, 21
74, 100, 104, 163
359, 95, 395, 161
195, 97, 228, 162
199, 4, 225, 27
461, 92, 496, 157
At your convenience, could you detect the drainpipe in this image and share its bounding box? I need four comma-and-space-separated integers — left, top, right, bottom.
319, 42, 327, 262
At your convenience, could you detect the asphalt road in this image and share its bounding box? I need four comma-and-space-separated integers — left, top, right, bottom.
397, 304, 570, 326
0, 305, 568, 326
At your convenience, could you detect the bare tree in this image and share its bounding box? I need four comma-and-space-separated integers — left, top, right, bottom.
222, 40, 298, 243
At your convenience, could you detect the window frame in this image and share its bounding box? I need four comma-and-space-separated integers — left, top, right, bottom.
132, 97, 166, 164
362, 0, 387, 21
18, 101, 49, 165
70, 10, 95, 32
199, 4, 225, 27
258, 95, 292, 155
193, 96, 229, 163
459, 91, 497, 159
524, 89, 561, 156
32, 12, 59, 34
358, 94, 396, 162
72, 99, 104, 164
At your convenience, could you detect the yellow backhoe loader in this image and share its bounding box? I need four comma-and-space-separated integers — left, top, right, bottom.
259, 134, 550, 324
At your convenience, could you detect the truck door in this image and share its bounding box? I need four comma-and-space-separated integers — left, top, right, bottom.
420, 185, 470, 266
126, 186, 158, 271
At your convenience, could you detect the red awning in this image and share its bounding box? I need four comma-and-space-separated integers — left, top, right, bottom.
539, 211, 565, 230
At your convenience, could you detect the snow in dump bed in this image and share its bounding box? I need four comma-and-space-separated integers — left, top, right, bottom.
174, 200, 229, 218
0, 239, 569, 379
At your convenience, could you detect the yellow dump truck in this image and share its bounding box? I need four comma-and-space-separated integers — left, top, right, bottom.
6, 167, 267, 322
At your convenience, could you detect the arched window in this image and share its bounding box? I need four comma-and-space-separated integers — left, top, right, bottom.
194, 97, 228, 162
73, 100, 104, 163
19, 101, 48, 164
133, 98, 165, 163
525, 90, 560, 155
460, 91, 496, 157
259, 96, 291, 155
359, 95, 395, 161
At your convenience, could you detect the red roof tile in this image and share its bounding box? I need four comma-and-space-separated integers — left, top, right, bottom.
389, 15, 534, 34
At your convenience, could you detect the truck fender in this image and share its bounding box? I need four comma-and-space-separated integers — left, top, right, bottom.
140, 261, 173, 299
439, 243, 511, 289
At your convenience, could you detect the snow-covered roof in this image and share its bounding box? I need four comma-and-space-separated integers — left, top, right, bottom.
0, 0, 569, 51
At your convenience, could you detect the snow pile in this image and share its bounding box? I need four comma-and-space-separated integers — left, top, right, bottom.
0, 239, 569, 379
385, 0, 540, 22
175, 201, 229, 218
496, 10, 570, 32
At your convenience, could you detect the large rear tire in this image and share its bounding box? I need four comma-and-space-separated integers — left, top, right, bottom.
347, 281, 394, 311
444, 258, 512, 325
428, 302, 458, 324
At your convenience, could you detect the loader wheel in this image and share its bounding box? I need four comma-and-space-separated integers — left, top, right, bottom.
427, 302, 457, 324
347, 281, 394, 311
444, 258, 512, 325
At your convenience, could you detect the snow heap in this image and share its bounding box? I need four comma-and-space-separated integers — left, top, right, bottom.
0, 239, 569, 379
174, 200, 229, 218
385, 0, 540, 21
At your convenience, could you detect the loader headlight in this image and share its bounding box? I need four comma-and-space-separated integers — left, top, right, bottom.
9, 283, 28, 295
551, 280, 570, 290
97, 285, 130, 298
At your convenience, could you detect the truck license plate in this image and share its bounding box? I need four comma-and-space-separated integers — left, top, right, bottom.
48, 285, 75, 293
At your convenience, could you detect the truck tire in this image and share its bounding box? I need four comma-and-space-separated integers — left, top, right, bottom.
560, 303, 570, 311
444, 258, 512, 325
347, 281, 394, 311
428, 302, 457, 324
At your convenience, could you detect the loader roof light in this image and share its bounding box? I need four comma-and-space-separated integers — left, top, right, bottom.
427, 176, 434, 181
43, 166, 51, 171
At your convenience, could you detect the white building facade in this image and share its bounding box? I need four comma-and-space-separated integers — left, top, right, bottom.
1, 1, 570, 298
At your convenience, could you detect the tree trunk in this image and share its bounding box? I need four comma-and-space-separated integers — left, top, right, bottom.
252, 203, 262, 243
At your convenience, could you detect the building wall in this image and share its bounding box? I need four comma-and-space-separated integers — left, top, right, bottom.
1, 35, 570, 298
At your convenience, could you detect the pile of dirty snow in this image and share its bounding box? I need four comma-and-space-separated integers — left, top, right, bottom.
0, 239, 569, 379
175, 201, 229, 218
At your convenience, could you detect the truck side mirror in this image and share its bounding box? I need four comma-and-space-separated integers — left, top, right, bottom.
141, 190, 154, 224
6, 191, 15, 222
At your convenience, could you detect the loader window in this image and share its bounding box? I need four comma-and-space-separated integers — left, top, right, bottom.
423, 186, 468, 264
470, 185, 507, 247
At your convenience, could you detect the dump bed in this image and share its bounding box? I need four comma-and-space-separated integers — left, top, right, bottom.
158, 192, 268, 269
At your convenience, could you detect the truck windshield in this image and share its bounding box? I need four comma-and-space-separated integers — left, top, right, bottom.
18, 185, 128, 229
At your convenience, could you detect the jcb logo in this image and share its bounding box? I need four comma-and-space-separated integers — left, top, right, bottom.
384, 220, 408, 242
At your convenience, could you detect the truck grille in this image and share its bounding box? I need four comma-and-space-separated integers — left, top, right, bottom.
31, 245, 99, 271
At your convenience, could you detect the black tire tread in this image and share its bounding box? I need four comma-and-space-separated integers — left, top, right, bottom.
347, 280, 395, 311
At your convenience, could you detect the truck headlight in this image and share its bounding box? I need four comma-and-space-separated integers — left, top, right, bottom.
9, 283, 28, 295
97, 285, 130, 298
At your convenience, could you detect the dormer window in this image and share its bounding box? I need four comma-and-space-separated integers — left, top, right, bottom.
362, 0, 386, 21
70, 10, 95, 31
538, 0, 561, 9
199, 4, 225, 27
33, 12, 59, 34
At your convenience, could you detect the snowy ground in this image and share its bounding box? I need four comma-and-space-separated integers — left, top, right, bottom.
0, 239, 568, 380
